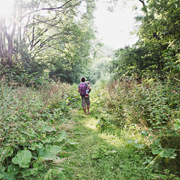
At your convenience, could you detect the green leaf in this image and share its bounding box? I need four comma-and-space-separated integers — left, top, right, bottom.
134, 144, 144, 149
41, 137, 52, 143
0, 173, 3, 179
38, 145, 61, 160
0, 171, 14, 180
42, 125, 56, 132
12, 150, 32, 168
57, 131, 67, 142
141, 130, 149, 137
174, 123, 180, 130
165, 130, 177, 136
151, 138, 161, 148
0, 166, 5, 173
47, 145, 61, 155
29, 143, 43, 150
7, 164, 20, 175
152, 148, 163, 155
159, 148, 176, 159
38, 148, 54, 160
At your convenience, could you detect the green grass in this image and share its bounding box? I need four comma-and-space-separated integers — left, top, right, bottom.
51, 109, 172, 180
1, 82, 179, 180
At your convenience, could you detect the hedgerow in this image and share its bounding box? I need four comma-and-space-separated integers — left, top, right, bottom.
95, 77, 180, 176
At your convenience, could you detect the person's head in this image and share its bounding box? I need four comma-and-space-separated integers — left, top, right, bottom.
80, 77, 85, 82
86, 81, 90, 84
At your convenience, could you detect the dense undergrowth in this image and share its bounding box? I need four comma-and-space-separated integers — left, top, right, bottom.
0, 79, 81, 179
93, 77, 180, 178
1, 76, 180, 179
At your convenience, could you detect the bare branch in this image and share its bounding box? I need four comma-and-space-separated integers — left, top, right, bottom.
21, 0, 73, 20
138, 0, 145, 6
11, 0, 18, 38
27, 15, 59, 27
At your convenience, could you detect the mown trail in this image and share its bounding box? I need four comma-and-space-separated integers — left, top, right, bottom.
61, 113, 123, 179
58, 108, 158, 180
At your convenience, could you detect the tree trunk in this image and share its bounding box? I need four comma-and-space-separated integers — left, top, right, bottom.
0, 30, 4, 65
7, 37, 13, 68
0, 18, 6, 65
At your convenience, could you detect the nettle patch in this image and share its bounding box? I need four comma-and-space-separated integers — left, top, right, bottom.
0, 82, 79, 179
0, 120, 70, 179
95, 79, 180, 176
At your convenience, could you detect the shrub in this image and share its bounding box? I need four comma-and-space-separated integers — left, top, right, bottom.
0, 79, 79, 179
96, 77, 180, 175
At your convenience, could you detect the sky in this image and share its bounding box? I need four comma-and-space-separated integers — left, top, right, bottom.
94, 0, 142, 50
0, 0, 140, 50
0, 0, 14, 16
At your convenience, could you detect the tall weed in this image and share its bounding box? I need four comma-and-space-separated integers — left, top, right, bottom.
0, 79, 80, 179
96, 77, 180, 176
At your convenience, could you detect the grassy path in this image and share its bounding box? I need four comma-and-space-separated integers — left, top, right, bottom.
57, 109, 159, 180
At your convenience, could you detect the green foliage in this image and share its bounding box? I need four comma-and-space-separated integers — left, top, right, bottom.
0, 66, 48, 88
38, 145, 61, 160
0, 80, 79, 179
106, 1, 180, 172
96, 111, 111, 131
95, 78, 180, 176
60, 111, 175, 180
48, 19, 96, 84
0, 0, 97, 84
110, 0, 180, 80
12, 150, 32, 168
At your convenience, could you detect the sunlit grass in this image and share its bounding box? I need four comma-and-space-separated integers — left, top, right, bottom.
59, 113, 165, 180
81, 112, 143, 147
84, 117, 98, 131
98, 133, 125, 147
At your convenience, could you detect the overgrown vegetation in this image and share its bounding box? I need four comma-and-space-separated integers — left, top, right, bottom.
110, 0, 180, 80
1, 77, 180, 179
94, 78, 180, 178
0, 79, 81, 179
0, 0, 180, 179
100, 0, 180, 175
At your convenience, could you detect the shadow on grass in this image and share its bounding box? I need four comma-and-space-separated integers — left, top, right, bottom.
58, 112, 167, 180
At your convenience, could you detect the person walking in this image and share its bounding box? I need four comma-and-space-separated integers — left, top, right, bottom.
78, 77, 91, 115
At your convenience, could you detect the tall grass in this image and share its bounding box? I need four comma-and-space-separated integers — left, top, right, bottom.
95, 77, 180, 176
0, 79, 81, 179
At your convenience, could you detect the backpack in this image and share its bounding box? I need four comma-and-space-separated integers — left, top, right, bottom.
79, 83, 87, 96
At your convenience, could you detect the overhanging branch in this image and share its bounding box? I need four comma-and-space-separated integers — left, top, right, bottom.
138, 0, 145, 6
21, 0, 73, 20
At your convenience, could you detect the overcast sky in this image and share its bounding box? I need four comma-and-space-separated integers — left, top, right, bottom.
94, 0, 142, 50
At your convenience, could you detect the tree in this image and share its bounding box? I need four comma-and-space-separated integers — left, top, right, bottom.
137, 0, 180, 76
0, 0, 97, 83
0, 0, 18, 67
110, 0, 180, 79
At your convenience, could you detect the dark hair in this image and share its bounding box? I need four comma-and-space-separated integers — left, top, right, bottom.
81, 77, 85, 82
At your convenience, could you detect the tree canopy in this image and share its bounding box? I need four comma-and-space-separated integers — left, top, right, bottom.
110, 0, 180, 80
0, 0, 96, 83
